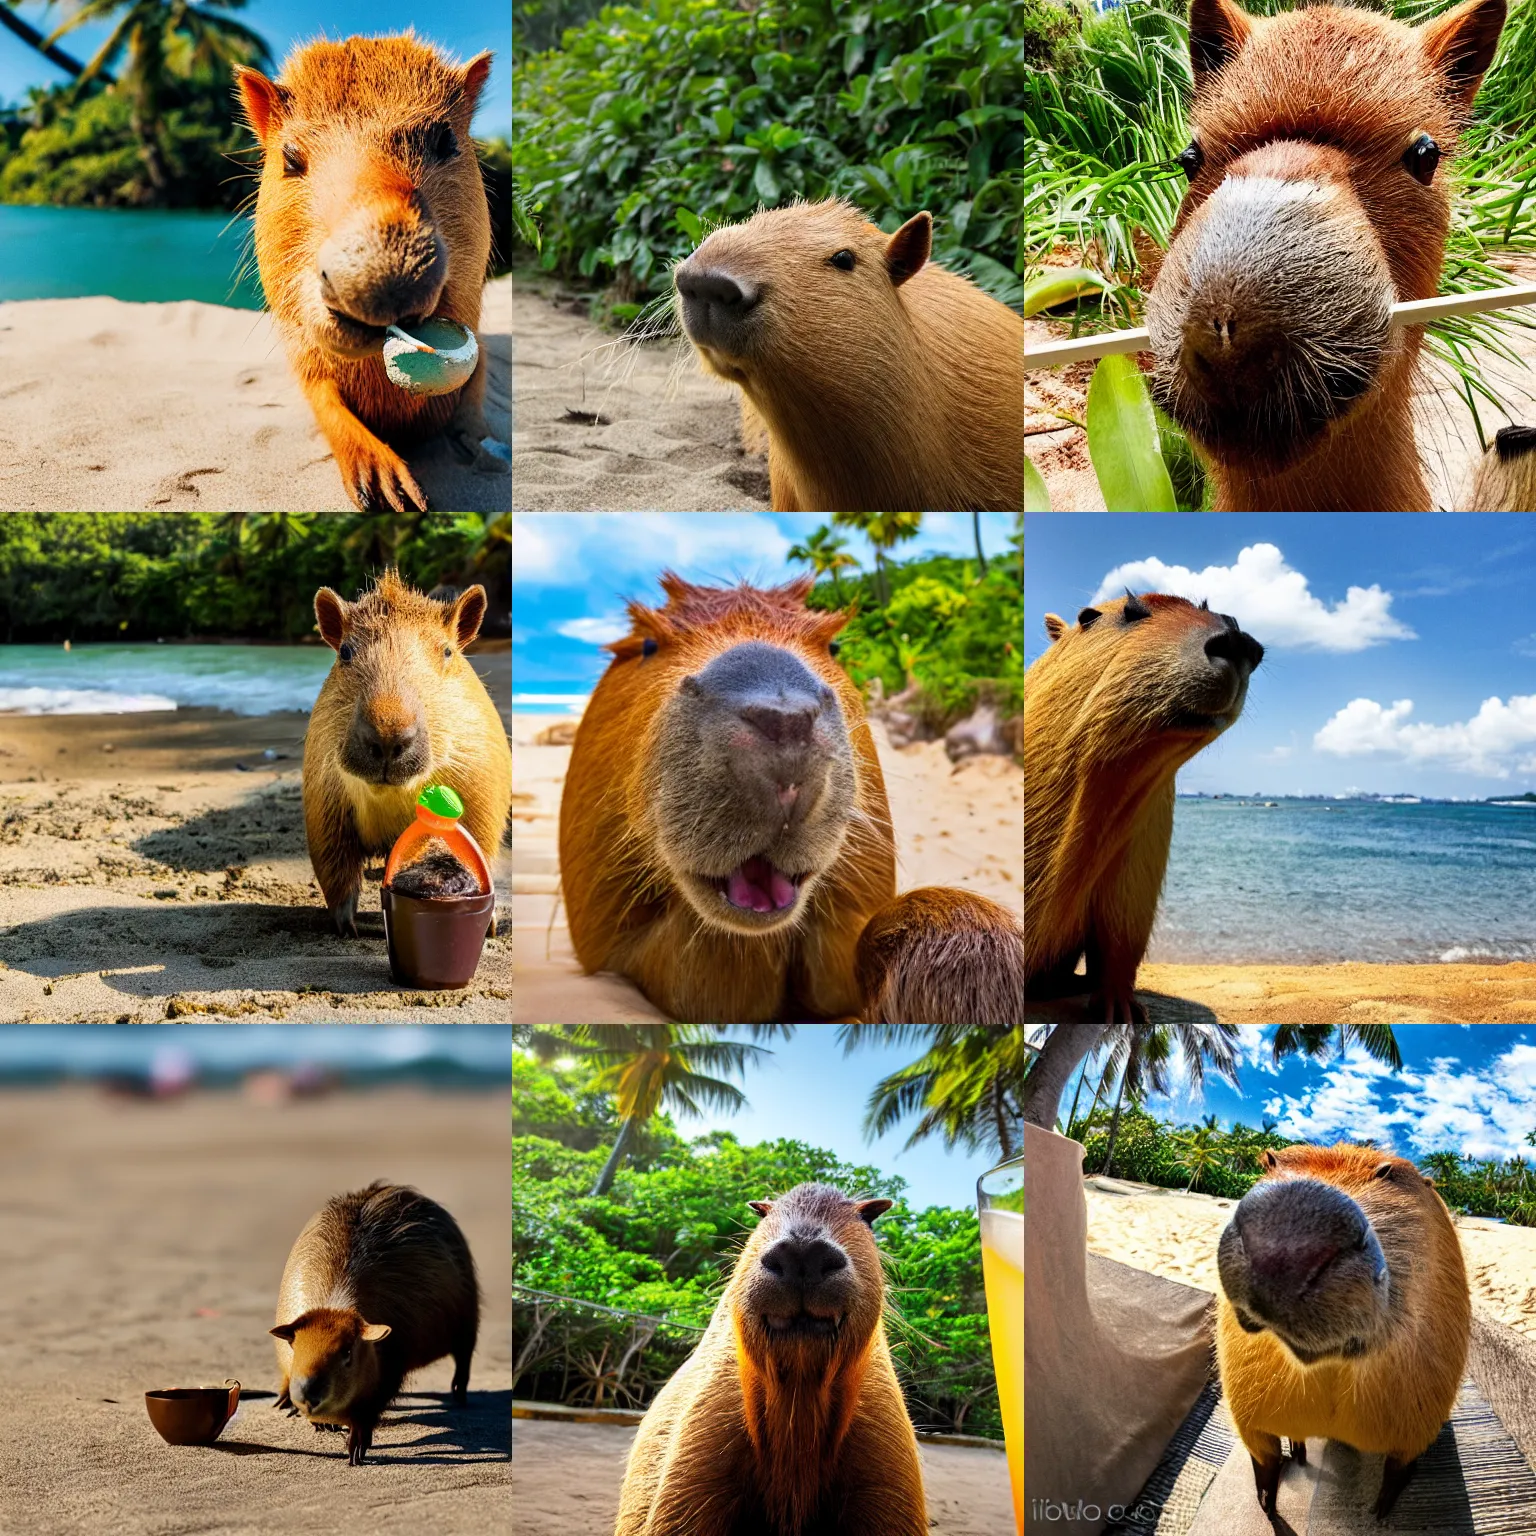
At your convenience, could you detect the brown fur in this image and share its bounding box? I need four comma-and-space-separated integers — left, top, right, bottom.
558, 573, 1024, 1023
1468, 424, 1536, 508
1148, 0, 1505, 511
1024, 593, 1262, 1022
673, 200, 1024, 512
271, 1181, 480, 1464
302, 568, 511, 936
237, 35, 498, 512
615, 1184, 926, 1536
1217, 1145, 1469, 1515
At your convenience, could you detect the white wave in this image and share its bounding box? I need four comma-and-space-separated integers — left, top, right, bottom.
0, 686, 178, 715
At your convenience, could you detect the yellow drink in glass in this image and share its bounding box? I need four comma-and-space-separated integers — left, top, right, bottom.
979, 1160, 1023, 1533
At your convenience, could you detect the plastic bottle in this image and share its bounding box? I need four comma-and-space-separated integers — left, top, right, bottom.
383, 784, 491, 897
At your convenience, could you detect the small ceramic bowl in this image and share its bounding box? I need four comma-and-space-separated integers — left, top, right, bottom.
382, 318, 478, 396
145, 1381, 240, 1445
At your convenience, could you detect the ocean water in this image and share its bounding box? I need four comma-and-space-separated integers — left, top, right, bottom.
511, 693, 589, 714
1150, 798, 1536, 965
0, 206, 263, 307
0, 644, 333, 716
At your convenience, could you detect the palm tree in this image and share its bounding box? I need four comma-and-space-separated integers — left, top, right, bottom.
838, 1025, 1023, 1161
0, 4, 103, 80
971, 511, 988, 576
1170, 1115, 1225, 1193
831, 512, 922, 606
564, 1025, 770, 1196
1026, 1024, 1403, 1132
44, 0, 270, 198
787, 524, 859, 606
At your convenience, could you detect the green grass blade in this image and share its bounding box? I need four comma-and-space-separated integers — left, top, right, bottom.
1086, 355, 1177, 511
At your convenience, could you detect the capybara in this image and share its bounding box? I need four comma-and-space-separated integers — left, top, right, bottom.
303, 569, 511, 936
616, 1183, 926, 1536
271, 1181, 480, 1465
673, 199, 1024, 512
1024, 592, 1263, 1023
237, 36, 504, 513
558, 572, 1025, 1023
1468, 423, 1536, 509
1147, 0, 1506, 511
1217, 1144, 1470, 1516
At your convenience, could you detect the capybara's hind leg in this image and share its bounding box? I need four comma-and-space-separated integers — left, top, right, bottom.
445, 349, 509, 470
1375, 1455, 1419, 1519
1290, 1438, 1307, 1466
303, 375, 429, 513
855, 886, 1023, 1024
450, 1323, 476, 1405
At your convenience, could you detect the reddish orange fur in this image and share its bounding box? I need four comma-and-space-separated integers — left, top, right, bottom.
558, 574, 1024, 1023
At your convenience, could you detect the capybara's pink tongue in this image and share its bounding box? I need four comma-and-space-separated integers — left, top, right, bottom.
726, 856, 797, 913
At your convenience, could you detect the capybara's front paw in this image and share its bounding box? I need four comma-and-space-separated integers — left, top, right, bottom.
337, 439, 429, 513
329, 891, 360, 938
1251, 1453, 1281, 1514
1088, 987, 1147, 1025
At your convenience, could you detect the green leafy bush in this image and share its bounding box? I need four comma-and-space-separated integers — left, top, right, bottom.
513, 0, 1025, 306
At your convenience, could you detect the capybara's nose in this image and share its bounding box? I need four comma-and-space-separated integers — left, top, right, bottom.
1179, 302, 1286, 409
1205, 624, 1264, 674
1223, 1180, 1371, 1311
345, 708, 427, 783
761, 1233, 847, 1288
674, 262, 761, 313
292, 1374, 321, 1407
318, 219, 448, 329
740, 702, 817, 747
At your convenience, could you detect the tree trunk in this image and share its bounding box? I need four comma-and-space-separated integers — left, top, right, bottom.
1101, 1060, 1129, 1178
0, 5, 105, 81
1023, 1025, 1107, 1128
972, 511, 988, 575
590, 1114, 638, 1197
1063, 1057, 1091, 1139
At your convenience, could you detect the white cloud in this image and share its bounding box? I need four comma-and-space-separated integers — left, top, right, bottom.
556, 615, 630, 645
1313, 694, 1536, 778
1091, 543, 1414, 653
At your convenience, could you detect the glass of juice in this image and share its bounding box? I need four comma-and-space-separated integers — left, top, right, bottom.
979, 1153, 1023, 1534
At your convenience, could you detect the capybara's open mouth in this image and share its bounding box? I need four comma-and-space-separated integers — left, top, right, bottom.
762, 1310, 842, 1339
325, 307, 393, 353
704, 854, 803, 916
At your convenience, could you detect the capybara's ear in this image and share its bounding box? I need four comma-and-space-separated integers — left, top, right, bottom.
447, 585, 488, 649
236, 66, 287, 146
270, 1320, 301, 1343
314, 588, 349, 652
1044, 613, 1067, 642
884, 212, 932, 287
1261, 1149, 1281, 1170
1188, 0, 1253, 86
1420, 0, 1506, 109
461, 51, 493, 111
359, 1322, 392, 1343
855, 1199, 893, 1225
748, 1200, 773, 1218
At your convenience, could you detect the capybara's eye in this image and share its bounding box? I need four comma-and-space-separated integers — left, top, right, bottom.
339, 642, 354, 662
1403, 133, 1440, 185
281, 142, 307, 178
641, 637, 659, 658
442, 644, 452, 660
829, 639, 842, 657
1077, 606, 1101, 630
1177, 142, 1203, 180
428, 123, 460, 162
828, 249, 856, 272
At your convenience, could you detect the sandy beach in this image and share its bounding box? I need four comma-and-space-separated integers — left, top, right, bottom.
510, 1418, 1012, 1536
511, 711, 1023, 1023
1082, 1175, 1536, 1337
0, 277, 510, 513
0, 1085, 509, 1536
0, 651, 512, 1023
512, 280, 771, 511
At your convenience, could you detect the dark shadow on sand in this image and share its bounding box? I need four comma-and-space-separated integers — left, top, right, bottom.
132, 782, 309, 871
1024, 991, 1220, 1026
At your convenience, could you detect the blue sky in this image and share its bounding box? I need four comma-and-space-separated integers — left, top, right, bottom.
512, 512, 1017, 701
1026, 513, 1536, 798
1081, 1024, 1536, 1162
0, 1, 511, 137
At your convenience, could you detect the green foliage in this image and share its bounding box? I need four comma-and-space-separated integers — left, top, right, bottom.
0, 513, 509, 642
1085, 353, 1176, 511
513, 0, 1025, 306
511, 1050, 1003, 1434
808, 546, 1023, 728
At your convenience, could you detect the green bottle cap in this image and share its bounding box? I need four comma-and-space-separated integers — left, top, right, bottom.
419, 784, 464, 819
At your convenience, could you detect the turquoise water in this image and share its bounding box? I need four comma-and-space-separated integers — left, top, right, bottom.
0, 206, 264, 307
0, 644, 332, 715
1152, 798, 1536, 964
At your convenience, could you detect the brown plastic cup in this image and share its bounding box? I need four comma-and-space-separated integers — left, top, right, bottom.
381, 886, 494, 988
145, 1381, 240, 1445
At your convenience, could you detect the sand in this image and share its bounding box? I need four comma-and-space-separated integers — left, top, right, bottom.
0, 277, 510, 513
1081, 1174, 1536, 1338
509, 1418, 1012, 1536
0, 1085, 509, 1536
1026, 256, 1536, 510
0, 652, 512, 1024
511, 712, 1024, 1023
511, 280, 771, 511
